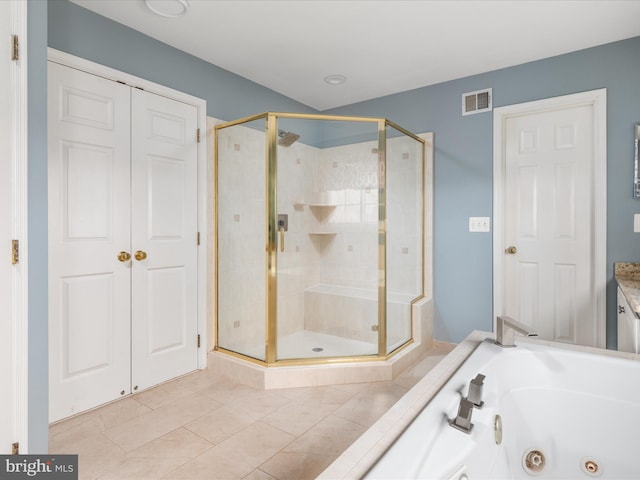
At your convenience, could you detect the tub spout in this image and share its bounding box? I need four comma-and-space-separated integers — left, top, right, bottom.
449, 398, 474, 434
495, 316, 538, 347
467, 373, 485, 408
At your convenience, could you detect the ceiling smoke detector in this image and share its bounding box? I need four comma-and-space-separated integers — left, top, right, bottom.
145, 0, 189, 18
324, 75, 347, 86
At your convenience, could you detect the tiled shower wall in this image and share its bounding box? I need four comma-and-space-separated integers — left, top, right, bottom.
217, 124, 422, 352
275, 140, 319, 338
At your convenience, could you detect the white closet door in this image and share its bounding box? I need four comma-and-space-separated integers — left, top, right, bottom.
48, 62, 132, 422
130, 89, 198, 391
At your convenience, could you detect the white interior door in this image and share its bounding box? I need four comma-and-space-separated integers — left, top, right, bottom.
130, 89, 199, 391
496, 95, 604, 347
48, 62, 132, 422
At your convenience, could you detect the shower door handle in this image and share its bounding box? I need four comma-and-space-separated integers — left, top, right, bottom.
278, 213, 288, 252
279, 227, 285, 252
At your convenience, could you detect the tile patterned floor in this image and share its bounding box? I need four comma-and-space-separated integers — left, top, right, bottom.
49, 343, 455, 480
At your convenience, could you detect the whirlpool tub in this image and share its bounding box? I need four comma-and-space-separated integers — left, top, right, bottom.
319, 332, 640, 479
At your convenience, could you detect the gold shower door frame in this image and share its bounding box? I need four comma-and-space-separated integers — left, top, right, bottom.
214, 112, 426, 366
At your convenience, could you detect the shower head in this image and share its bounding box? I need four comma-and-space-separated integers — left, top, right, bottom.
278, 130, 300, 147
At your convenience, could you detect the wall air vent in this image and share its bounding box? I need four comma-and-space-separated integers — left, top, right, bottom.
462, 88, 492, 116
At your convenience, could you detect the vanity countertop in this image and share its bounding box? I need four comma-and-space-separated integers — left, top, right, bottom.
615, 262, 640, 314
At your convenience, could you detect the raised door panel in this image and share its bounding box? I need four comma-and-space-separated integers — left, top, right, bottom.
61, 274, 115, 377
517, 262, 539, 328
62, 142, 114, 241
48, 62, 131, 421
131, 89, 198, 390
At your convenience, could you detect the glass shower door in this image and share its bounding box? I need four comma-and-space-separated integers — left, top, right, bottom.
216, 118, 267, 361
275, 116, 379, 361
385, 125, 424, 354
273, 118, 313, 360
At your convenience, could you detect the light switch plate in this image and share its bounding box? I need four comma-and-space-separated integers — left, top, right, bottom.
469, 217, 491, 233
634, 214, 640, 233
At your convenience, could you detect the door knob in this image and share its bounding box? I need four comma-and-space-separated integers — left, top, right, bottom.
505, 246, 518, 255
117, 251, 131, 262
134, 250, 147, 261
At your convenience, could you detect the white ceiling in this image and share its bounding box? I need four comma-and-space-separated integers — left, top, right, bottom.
70, 0, 640, 110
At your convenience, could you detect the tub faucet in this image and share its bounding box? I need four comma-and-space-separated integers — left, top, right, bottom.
495, 316, 538, 347
449, 397, 474, 434
467, 373, 485, 408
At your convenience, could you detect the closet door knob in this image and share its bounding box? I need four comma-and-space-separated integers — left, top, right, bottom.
134, 250, 147, 261
117, 251, 131, 262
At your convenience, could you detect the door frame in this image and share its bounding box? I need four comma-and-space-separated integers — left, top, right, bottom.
2, 0, 29, 452
47, 48, 209, 369
492, 89, 607, 347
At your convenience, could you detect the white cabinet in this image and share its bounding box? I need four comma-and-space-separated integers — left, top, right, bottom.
617, 287, 639, 353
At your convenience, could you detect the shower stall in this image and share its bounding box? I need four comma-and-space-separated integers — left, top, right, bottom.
215, 112, 426, 366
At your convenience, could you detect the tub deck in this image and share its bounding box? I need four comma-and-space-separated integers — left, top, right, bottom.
319, 331, 640, 479
317, 331, 486, 479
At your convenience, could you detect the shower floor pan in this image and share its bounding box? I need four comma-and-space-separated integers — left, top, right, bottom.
225, 330, 406, 361
278, 330, 408, 358
280, 330, 377, 358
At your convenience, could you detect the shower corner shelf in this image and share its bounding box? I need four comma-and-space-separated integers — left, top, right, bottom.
292, 201, 307, 209
308, 231, 337, 236
309, 203, 337, 209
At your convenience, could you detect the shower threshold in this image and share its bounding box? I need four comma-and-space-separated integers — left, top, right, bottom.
224, 330, 403, 361
210, 330, 429, 390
